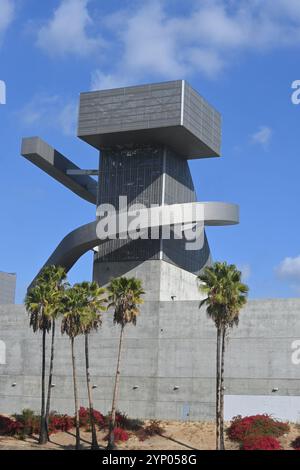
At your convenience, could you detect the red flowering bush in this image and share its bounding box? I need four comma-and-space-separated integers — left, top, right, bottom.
79, 407, 105, 430
0, 415, 23, 436
11, 410, 74, 438
242, 436, 282, 450
104, 426, 129, 443
113, 427, 129, 442
93, 409, 106, 428
291, 437, 300, 450
48, 414, 74, 434
228, 414, 289, 442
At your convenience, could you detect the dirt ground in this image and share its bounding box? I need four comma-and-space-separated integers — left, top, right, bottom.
0, 421, 299, 450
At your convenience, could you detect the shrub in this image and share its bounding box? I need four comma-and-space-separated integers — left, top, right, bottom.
136, 420, 165, 441
11, 409, 74, 438
104, 426, 129, 443
114, 427, 129, 442
0, 415, 23, 436
13, 409, 40, 437
242, 436, 282, 450
115, 411, 144, 431
79, 407, 105, 430
291, 436, 300, 450
227, 414, 289, 442
93, 409, 106, 428
48, 413, 74, 434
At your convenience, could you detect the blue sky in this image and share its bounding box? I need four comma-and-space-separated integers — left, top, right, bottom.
1, 0, 300, 303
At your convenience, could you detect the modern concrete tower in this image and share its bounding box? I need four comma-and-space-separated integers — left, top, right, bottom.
5, 82, 298, 420
20, 81, 240, 419
80, 81, 220, 296
22, 80, 238, 298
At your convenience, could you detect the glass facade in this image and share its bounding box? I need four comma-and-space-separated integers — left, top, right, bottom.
95, 144, 210, 274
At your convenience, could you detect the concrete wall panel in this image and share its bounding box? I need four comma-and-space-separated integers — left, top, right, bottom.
0, 299, 300, 420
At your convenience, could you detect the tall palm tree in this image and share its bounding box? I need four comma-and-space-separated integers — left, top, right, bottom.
106, 277, 145, 450
198, 262, 248, 450
75, 281, 107, 450
25, 283, 51, 444
43, 266, 67, 438
61, 285, 86, 450
25, 265, 66, 445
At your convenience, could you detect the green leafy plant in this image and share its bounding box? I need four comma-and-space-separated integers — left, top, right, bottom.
115, 411, 144, 431
13, 409, 40, 438
106, 277, 145, 450
198, 262, 248, 450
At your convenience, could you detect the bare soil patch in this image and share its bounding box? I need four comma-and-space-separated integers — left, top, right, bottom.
0, 420, 299, 450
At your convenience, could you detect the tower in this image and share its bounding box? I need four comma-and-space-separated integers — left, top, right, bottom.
22, 80, 238, 298
20, 80, 239, 419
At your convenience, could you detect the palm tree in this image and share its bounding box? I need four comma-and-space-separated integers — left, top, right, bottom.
61, 285, 86, 450
25, 265, 66, 445
43, 266, 67, 438
75, 281, 107, 450
198, 262, 248, 450
106, 277, 145, 450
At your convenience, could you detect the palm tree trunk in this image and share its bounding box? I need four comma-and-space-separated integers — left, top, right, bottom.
216, 326, 221, 450
71, 337, 80, 450
39, 328, 47, 445
220, 327, 226, 450
107, 325, 124, 450
85, 333, 98, 450
45, 319, 55, 440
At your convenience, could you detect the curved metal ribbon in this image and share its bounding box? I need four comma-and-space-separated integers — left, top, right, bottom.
29, 202, 239, 289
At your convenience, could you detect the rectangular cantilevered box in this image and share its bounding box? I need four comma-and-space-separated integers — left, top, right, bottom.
78, 80, 221, 159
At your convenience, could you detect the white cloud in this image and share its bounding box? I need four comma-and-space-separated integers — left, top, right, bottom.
251, 126, 273, 149
276, 256, 300, 281
0, 0, 14, 44
17, 93, 77, 136
36, 0, 103, 57
90, 0, 300, 90
30, 1, 300, 86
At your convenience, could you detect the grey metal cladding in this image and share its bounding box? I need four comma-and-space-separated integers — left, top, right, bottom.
78, 80, 221, 159
95, 144, 211, 273
21, 137, 97, 204
162, 147, 209, 274
183, 82, 221, 157
96, 144, 164, 263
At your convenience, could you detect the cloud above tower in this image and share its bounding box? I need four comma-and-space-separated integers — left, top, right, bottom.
36, 0, 104, 57
25, 0, 300, 86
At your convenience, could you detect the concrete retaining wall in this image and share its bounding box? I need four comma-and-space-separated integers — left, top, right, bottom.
0, 299, 299, 420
